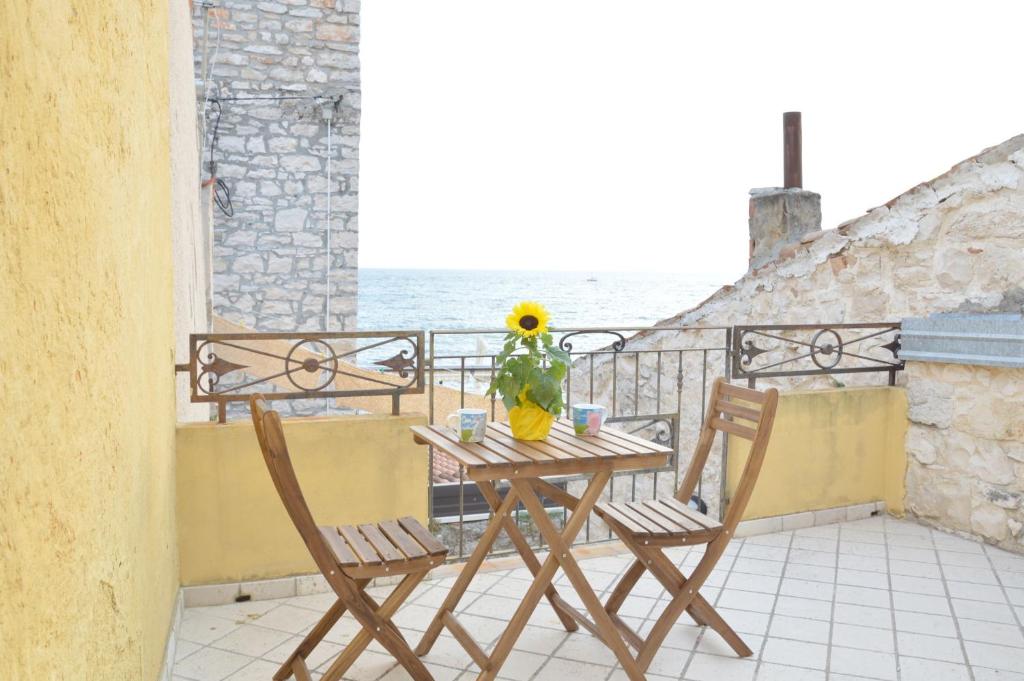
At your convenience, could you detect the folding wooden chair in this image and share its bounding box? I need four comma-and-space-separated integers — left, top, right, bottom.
593, 379, 778, 672
250, 396, 448, 681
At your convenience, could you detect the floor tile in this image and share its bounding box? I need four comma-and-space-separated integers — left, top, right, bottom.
829, 646, 897, 680
832, 622, 895, 652
896, 631, 966, 662
755, 661, 826, 681
697, 632, 763, 658
945, 581, 1007, 604
774, 596, 833, 622
952, 598, 1017, 624
893, 610, 957, 637
892, 592, 951, 616
833, 603, 893, 629
209, 624, 292, 657
249, 604, 324, 634
536, 656, 611, 679
835, 584, 891, 609
956, 618, 1024, 647
760, 638, 827, 670
496, 649, 548, 680
899, 657, 971, 681
890, 575, 945, 596
769, 615, 831, 644
684, 651, 756, 681
223, 659, 282, 681
172, 646, 251, 681
964, 640, 1024, 673
170, 523, 1024, 681
179, 611, 242, 645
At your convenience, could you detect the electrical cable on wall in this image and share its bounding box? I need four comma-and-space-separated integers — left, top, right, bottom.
203, 100, 234, 217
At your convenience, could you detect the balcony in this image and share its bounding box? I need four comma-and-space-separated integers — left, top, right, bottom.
171, 514, 1024, 681
163, 324, 1024, 681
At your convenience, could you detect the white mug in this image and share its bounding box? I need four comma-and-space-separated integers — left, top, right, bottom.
447, 408, 487, 443
572, 403, 607, 436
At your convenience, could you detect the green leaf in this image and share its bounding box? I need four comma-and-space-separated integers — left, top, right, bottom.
545, 344, 571, 366
501, 391, 518, 410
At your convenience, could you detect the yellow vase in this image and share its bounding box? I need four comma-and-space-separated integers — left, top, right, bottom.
508, 400, 555, 440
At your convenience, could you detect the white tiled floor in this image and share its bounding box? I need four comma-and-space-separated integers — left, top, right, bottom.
172, 516, 1024, 681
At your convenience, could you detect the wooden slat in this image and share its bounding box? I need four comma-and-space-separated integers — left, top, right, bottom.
489, 422, 600, 460
589, 421, 673, 453
319, 526, 360, 566
710, 416, 758, 440
442, 611, 490, 671
595, 502, 649, 535
409, 426, 488, 468
719, 382, 768, 404
548, 593, 606, 641
544, 424, 626, 456
430, 425, 527, 466
640, 499, 706, 533
378, 520, 428, 559
483, 425, 570, 461
609, 612, 644, 651
529, 478, 579, 511
611, 502, 675, 535
397, 516, 447, 556
552, 419, 649, 455
358, 523, 405, 563
338, 525, 382, 565
625, 501, 685, 534
717, 399, 761, 423
660, 497, 719, 531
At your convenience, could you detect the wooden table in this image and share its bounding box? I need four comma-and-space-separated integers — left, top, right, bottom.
410, 420, 672, 681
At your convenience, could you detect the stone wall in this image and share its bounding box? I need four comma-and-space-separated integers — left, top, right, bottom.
193, 0, 360, 332
586, 135, 1024, 553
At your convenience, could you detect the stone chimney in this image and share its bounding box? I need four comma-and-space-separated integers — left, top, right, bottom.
748, 112, 821, 269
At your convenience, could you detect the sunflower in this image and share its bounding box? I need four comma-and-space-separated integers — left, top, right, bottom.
506, 301, 550, 338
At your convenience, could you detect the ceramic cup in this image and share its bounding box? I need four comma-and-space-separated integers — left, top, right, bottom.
572, 403, 607, 436
447, 408, 487, 443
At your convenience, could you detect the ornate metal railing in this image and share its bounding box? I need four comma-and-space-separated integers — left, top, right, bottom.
731, 322, 903, 386
177, 331, 424, 422
426, 325, 732, 560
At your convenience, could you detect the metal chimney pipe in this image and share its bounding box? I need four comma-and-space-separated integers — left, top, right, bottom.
783, 111, 802, 188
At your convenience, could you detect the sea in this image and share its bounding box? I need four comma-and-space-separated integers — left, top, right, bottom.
357, 269, 731, 359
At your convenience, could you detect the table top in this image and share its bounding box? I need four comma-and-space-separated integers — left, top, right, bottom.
410, 420, 672, 481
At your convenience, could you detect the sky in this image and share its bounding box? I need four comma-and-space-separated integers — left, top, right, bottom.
358, 1, 1024, 279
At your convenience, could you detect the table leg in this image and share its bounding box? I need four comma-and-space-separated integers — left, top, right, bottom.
475, 480, 578, 633
513, 477, 647, 681
479, 472, 612, 681
415, 483, 521, 656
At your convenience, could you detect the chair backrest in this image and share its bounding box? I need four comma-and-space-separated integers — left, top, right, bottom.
250, 395, 343, 579
675, 379, 779, 534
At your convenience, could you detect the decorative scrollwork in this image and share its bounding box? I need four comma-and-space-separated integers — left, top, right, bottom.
731, 323, 903, 380
185, 331, 425, 421
196, 346, 249, 393
374, 350, 416, 378
738, 332, 769, 366
284, 339, 339, 392
558, 330, 627, 354
809, 328, 844, 370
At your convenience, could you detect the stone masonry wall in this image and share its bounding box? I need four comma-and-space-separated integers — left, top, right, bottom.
193, 0, 359, 332
586, 136, 1024, 553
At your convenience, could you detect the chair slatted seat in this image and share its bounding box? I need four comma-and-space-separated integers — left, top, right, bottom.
250, 395, 447, 681
595, 379, 779, 672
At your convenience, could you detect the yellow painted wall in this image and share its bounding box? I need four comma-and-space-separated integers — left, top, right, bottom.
726, 387, 908, 519
177, 414, 430, 585
0, 2, 178, 680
